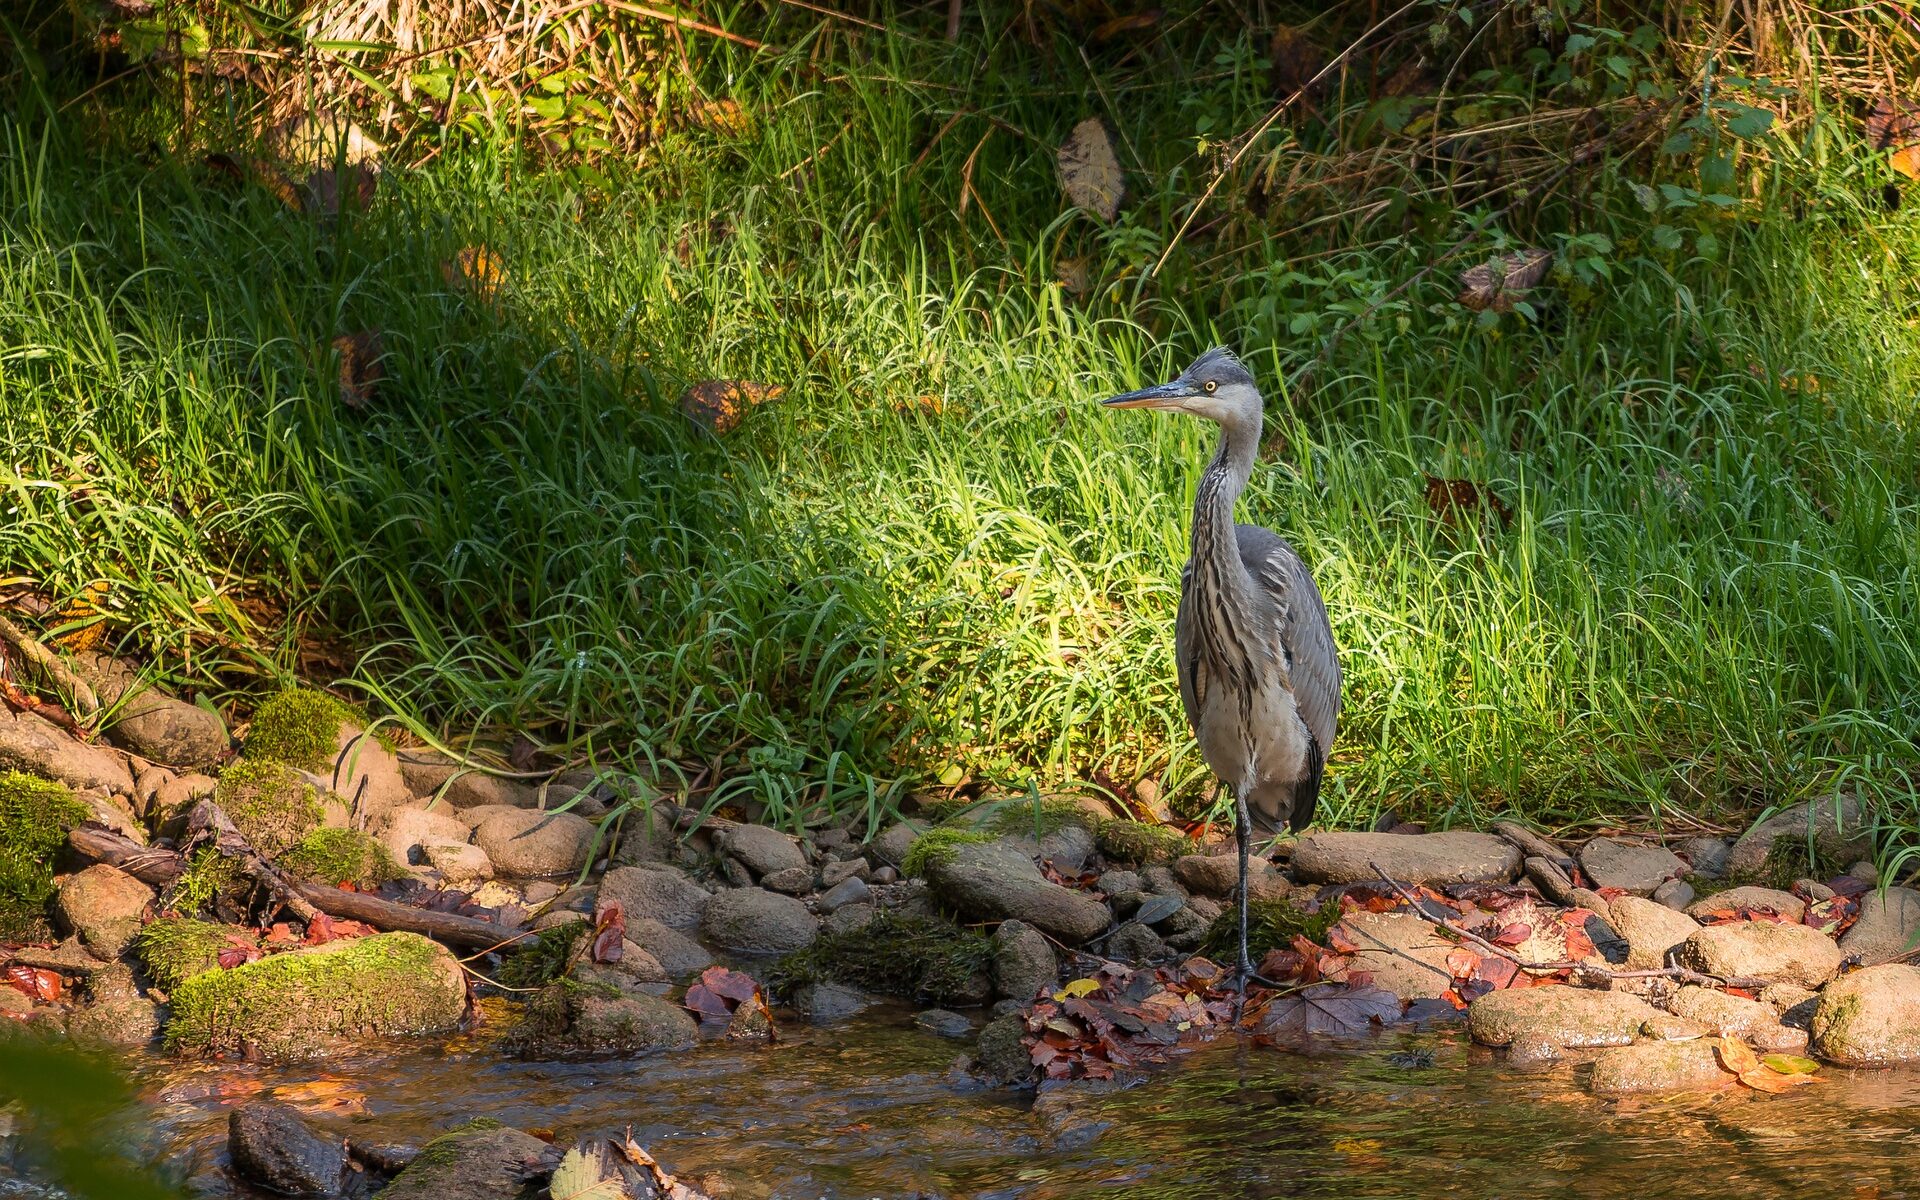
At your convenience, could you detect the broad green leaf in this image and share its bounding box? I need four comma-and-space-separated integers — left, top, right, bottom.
1722, 104, 1775, 138
1761, 1053, 1820, 1075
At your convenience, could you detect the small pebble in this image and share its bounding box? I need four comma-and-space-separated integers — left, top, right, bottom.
913, 1009, 975, 1040
1651, 878, 1694, 912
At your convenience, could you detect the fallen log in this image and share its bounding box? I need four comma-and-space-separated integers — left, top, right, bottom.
66, 823, 526, 952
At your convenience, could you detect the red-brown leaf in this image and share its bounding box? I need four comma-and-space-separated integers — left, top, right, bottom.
592, 900, 627, 964
4, 965, 60, 1002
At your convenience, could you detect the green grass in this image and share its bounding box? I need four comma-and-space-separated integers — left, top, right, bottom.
3, 10, 1919, 844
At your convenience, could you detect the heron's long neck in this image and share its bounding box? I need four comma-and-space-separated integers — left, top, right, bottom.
1190, 411, 1260, 583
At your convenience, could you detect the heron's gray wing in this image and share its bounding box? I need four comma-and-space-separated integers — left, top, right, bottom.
1236, 525, 1341, 753
1173, 560, 1202, 733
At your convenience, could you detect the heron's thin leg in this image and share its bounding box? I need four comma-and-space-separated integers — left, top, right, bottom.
1232, 788, 1283, 1016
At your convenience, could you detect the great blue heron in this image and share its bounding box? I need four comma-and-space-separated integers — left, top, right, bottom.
1102, 346, 1341, 988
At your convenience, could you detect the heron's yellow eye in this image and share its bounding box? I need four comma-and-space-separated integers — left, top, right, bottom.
1203, 380, 1217, 393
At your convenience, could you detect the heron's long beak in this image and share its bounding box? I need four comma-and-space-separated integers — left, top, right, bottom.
1101, 380, 1193, 410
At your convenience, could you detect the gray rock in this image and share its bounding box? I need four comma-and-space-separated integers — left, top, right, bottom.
760, 866, 816, 895
395, 752, 541, 809
321, 723, 413, 828
868, 821, 925, 867
1650, 878, 1695, 911
377, 805, 473, 866
793, 982, 873, 1024
602, 940, 669, 985
1608, 895, 1700, 971
915, 1008, 975, 1039
228, 1103, 346, 1197
519, 991, 698, 1057
1578, 838, 1686, 895
701, 888, 818, 954
1681, 837, 1733, 878
422, 840, 493, 883
1339, 910, 1455, 1000
1683, 885, 1804, 921
818, 876, 871, 912
1840, 886, 1920, 966
596, 865, 709, 929
990, 919, 1056, 1003
1797, 878, 1835, 900
1676, 921, 1843, 988
1097, 869, 1144, 897
0, 710, 133, 794
1588, 1040, 1732, 1095
473, 809, 595, 878
1467, 985, 1658, 1048
821, 858, 870, 889
1292, 831, 1521, 887
627, 918, 713, 979
1172, 854, 1238, 898
1812, 963, 1920, 1065
77, 653, 228, 769
922, 840, 1111, 944
1105, 922, 1164, 964
376, 1124, 560, 1200
1849, 860, 1880, 884
1726, 794, 1875, 879
976, 1013, 1035, 1086
52, 864, 152, 959
715, 824, 807, 878
869, 865, 899, 885
825, 902, 876, 935
1140, 865, 1184, 896
1037, 824, 1094, 874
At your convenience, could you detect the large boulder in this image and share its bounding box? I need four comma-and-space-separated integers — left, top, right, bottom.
375, 1123, 560, 1200
596, 865, 709, 928
922, 840, 1110, 943
1588, 1040, 1732, 1095
164, 932, 466, 1059
64, 963, 161, 1047
1684, 886, 1804, 921
1725, 794, 1875, 879
713, 824, 807, 878
1291, 831, 1521, 887
991, 919, 1058, 1003
377, 805, 473, 866
1578, 838, 1686, 895
228, 1103, 347, 1197
700, 888, 818, 954
627, 917, 714, 979
52, 864, 152, 959
1676, 921, 1843, 989
74, 652, 228, 769
1338, 911, 1455, 1000
1839, 886, 1920, 966
473, 809, 596, 878
514, 990, 697, 1057
1811, 963, 1920, 1066
243, 689, 411, 825
1608, 895, 1700, 971
0, 710, 133, 794
1466, 985, 1658, 1049
1668, 985, 1804, 1049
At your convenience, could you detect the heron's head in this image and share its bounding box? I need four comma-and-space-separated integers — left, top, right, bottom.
1100, 346, 1261, 425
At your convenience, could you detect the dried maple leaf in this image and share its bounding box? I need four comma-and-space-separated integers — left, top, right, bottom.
1254, 982, 1402, 1047
4, 965, 60, 1003
679, 380, 786, 436
1444, 947, 1480, 979
1456, 248, 1554, 313
591, 900, 626, 963
1425, 476, 1513, 530
683, 965, 762, 1022
333, 330, 384, 410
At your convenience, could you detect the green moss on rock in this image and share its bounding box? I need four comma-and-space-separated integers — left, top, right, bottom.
280, 828, 402, 888
164, 931, 466, 1059
901, 828, 994, 878
133, 917, 233, 991
769, 909, 991, 1004
1198, 894, 1339, 964
244, 688, 357, 770
0, 772, 92, 942
215, 759, 323, 859
496, 921, 586, 990
1095, 820, 1189, 866
169, 846, 248, 916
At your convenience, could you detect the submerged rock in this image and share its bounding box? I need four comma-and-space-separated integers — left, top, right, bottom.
1467, 985, 1657, 1049
228, 1102, 347, 1197
1291, 831, 1521, 887
792, 982, 874, 1024
1839, 886, 1920, 966
164, 932, 466, 1059
701, 888, 819, 954
375, 1122, 560, 1200
1588, 1040, 1732, 1095
922, 840, 1110, 943
1811, 963, 1920, 1066
514, 989, 697, 1058
1578, 838, 1686, 895
1607, 895, 1699, 971
914, 1008, 975, 1039
1676, 921, 1842, 989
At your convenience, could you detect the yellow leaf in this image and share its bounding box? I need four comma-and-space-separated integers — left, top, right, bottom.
1740, 1066, 1817, 1093
1053, 978, 1101, 1001
1760, 1053, 1820, 1076
1715, 1036, 1762, 1075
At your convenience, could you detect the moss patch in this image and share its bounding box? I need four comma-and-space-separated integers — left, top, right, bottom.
1198, 895, 1339, 964
169, 846, 249, 917
1095, 820, 1189, 865
901, 827, 995, 878
214, 759, 323, 859
280, 828, 402, 888
768, 909, 991, 1004
244, 688, 358, 770
165, 931, 466, 1059
134, 917, 234, 991
0, 772, 92, 942
496, 921, 586, 990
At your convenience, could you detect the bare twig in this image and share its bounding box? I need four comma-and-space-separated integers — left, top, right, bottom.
0, 614, 99, 715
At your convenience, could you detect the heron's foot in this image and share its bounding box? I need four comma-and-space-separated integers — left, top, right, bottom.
1233, 956, 1286, 993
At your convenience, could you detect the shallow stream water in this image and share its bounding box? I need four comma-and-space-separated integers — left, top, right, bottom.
69, 1005, 1920, 1199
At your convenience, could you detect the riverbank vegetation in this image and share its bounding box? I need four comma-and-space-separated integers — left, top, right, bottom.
3, 0, 1918, 842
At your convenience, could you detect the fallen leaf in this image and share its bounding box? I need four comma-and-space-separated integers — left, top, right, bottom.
1057, 117, 1125, 222
1761, 1052, 1820, 1075
1054, 978, 1102, 1001
1254, 982, 1402, 1047
443, 245, 504, 302
1715, 1036, 1762, 1076
1424, 476, 1513, 530
3, 965, 60, 1003
684, 965, 763, 1022
333, 330, 384, 410
591, 900, 626, 964
1133, 894, 1186, 927
1739, 1065, 1817, 1093
1444, 947, 1480, 979
679, 379, 785, 436
550, 1143, 625, 1200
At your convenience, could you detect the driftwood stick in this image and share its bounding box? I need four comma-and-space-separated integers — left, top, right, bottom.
0, 614, 99, 715
1366, 862, 1768, 990
67, 823, 523, 952
1495, 821, 1574, 872
181, 800, 320, 923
